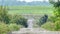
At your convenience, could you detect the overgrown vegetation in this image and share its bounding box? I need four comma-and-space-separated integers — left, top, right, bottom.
0, 23, 10, 34
41, 0, 60, 31
0, 6, 28, 34
38, 14, 48, 26
10, 15, 28, 28
0, 6, 28, 27
41, 22, 55, 31
0, 6, 10, 24
8, 23, 20, 31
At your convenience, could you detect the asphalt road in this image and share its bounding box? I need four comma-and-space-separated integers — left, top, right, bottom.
10, 28, 60, 34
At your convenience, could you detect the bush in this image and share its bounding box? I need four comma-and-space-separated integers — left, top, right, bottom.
53, 7, 60, 17
0, 23, 10, 34
0, 22, 21, 34
0, 6, 10, 24
48, 16, 57, 23
10, 15, 28, 28
44, 16, 60, 31
38, 14, 48, 26
8, 23, 20, 31
41, 22, 55, 31
55, 20, 60, 31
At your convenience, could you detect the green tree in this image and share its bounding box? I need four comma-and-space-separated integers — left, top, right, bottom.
49, 0, 60, 8
49, 0, 60, 30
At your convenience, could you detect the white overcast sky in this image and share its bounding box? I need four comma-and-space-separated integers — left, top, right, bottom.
17, 0, 49, 2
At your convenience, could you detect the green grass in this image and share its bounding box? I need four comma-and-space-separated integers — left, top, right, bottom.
8, 6, 53, 15
41, 22, 55, 31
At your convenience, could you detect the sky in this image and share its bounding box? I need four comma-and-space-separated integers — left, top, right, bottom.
17, 0, 49, 2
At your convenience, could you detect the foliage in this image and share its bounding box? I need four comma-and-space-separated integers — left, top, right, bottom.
41, 22, 55, 31
49, 0, 56, 4
54, 17, 60, 31
49, 0, 60, 7
54, 1, 60, 7
10, 15, 28, 28
49, 16, 57, 23
53, 3, 60, 31
38, 15, 48, 26
54, 7, 60, 17
0, 6, 28, 28
0, 22, 20, 34
48, 0, 60, 31
42, 7, 60, 31
42, 19, 60, 31
8, 23, 20, 31
0, 6, 10, 24
0, 23, 10, 34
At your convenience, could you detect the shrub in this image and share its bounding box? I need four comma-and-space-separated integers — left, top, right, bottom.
43, 16, 60, 31
0, 6, 10, 24
55, 19, 60, 31
41, 22, 55, 31
10, 15, 28, 28
0, 23, 10, 34
38, 14, 48, 26
48, 16, 57, 23
8, 23, 20, 31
